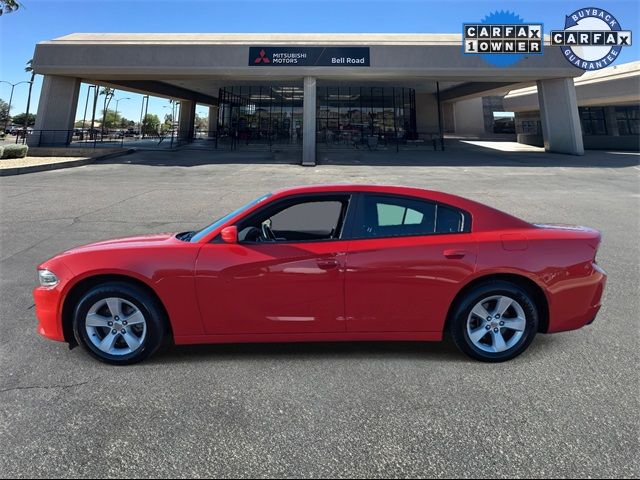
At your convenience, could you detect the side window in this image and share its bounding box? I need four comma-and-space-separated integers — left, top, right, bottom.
238, 198, 348, 243
436, 204, 465, 233
271, 201, 343, 237
355, 195, 468, 238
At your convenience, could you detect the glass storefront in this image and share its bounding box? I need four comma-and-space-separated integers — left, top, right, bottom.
217, 86, 304, 145
317, 86, 416, 146
216, 85, 417, 146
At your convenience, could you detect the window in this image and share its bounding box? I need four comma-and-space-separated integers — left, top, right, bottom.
354, 195, 469, 238
238, 197, 349, 243
579, 107, 607, 135
616, 106, 639, 136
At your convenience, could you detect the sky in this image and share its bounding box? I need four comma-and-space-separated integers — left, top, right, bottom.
1, 0, 638, 123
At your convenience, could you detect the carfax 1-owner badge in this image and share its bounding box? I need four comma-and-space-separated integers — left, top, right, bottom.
463, 11, 543, 67
552, 7, 632, 70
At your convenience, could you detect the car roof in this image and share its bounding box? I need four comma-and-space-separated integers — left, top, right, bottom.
269, 184, 532, 231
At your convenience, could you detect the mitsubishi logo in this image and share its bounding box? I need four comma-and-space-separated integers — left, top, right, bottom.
254, 49, 270, 64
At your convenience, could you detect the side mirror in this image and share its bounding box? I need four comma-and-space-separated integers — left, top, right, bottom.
220, 226, 238, 244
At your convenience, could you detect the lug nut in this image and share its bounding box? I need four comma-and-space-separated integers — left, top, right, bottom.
494, 328, 499, 333
485, 325, 491, 330
114, 316, 120, 321
495, 314, 501, 319
500, 321, 505, 326
122, 321, 128, 326
121, 329, 126, 334
107, 321, 113, 327
112, 329, 117, 335
486, 316, 492, 321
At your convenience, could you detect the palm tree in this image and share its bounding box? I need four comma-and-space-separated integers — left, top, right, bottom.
23, 59, 35, 135
99, 87, 115, 137
0, 0, 21, 16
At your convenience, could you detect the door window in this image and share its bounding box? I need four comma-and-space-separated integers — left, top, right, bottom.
354, 195, 469, 238
238, 197, 349, 243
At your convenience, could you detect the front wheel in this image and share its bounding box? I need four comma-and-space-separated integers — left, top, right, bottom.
450, 281, 539, 362
72, 282, 166, 365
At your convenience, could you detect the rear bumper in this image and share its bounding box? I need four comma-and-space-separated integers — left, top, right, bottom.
547, 263, 607, 333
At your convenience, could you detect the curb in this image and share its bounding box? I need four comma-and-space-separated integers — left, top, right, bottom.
0, 148, 137, 176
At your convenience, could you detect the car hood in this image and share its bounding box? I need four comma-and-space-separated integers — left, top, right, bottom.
59, 233, 177, 256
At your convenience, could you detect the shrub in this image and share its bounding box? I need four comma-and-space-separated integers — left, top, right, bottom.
1, 144, 28, 159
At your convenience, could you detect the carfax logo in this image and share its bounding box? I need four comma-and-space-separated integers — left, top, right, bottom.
551, 7, 632, 70
463, 11, 543, 67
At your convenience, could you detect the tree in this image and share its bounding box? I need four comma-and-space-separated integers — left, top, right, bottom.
141, 113, 160, 135
195, 113, 208, 131
101, 108, 123, 129
99, 87, 115, 134
0, 98, 9, 126
24, 59, 36, 131
11, 112, 36, 127
0, 0, 20, 16
163, 113, 173, 132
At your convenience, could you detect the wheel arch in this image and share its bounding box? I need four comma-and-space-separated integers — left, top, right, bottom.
444, 273, 550, 334
61, 273, 173, 347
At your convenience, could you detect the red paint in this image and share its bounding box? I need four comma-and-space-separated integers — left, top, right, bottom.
33, 185, 606, 347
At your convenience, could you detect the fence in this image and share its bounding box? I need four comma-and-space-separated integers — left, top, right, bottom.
8, 129, 187, 150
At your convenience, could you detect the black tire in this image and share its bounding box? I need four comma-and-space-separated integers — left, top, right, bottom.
450, 281, 538, 362
72, 282, 166, 365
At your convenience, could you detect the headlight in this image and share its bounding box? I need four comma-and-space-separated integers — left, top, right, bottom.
38, 269, 59, 288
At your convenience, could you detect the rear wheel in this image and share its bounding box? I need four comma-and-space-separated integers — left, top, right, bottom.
72, 282, 166, 365
450, 281, 538, 362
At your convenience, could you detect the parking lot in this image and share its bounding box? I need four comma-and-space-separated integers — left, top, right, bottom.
1, 145, 638, 478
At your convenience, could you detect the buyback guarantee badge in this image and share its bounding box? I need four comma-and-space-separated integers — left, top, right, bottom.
552, 7, 632, 70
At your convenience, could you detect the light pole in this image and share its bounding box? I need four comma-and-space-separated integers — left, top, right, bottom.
81, 85, 96, 140
113, 97, 130, 131
197, 109, 207, 138
1, 80, 32, 133
139, 95, 149, 138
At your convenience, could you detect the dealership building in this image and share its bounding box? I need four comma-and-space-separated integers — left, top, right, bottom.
29, 33, 639, 164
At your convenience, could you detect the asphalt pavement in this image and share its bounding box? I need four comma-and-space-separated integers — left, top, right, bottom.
1, 144, 638, 478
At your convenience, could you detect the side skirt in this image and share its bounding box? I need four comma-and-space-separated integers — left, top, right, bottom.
174, 331, 443, 346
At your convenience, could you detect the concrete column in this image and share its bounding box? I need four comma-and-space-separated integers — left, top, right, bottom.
178, 100, 196, 142
28, 75, 81, 146
536, 78, 584, 155
302, 76, 317, 166
452, 97, 485, 135
208, 105, 218, 138
415, 93, 439, 134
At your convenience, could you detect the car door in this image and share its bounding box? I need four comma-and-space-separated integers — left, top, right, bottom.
345, 193, 477, 333
195, 195, 352, 335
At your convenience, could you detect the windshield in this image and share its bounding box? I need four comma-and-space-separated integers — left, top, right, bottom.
189, 193, 272, 242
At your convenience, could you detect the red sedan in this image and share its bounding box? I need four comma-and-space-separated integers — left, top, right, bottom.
33, 185, 606, 364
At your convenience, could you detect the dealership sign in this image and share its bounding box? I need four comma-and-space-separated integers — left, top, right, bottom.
249, 47, 370, 67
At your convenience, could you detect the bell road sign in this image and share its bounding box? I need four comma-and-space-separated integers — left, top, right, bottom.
249, 47, 370, 67
463, 24, 544, 54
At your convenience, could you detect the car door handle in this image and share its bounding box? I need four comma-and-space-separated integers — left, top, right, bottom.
317, 259, 339, 270
443, 249, 468, 259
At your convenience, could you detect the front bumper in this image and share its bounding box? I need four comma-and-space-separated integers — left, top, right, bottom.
33, 285, 65, 342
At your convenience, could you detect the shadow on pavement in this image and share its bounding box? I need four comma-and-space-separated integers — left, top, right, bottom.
151, 339, 469, 365
94, 139, 640, 169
